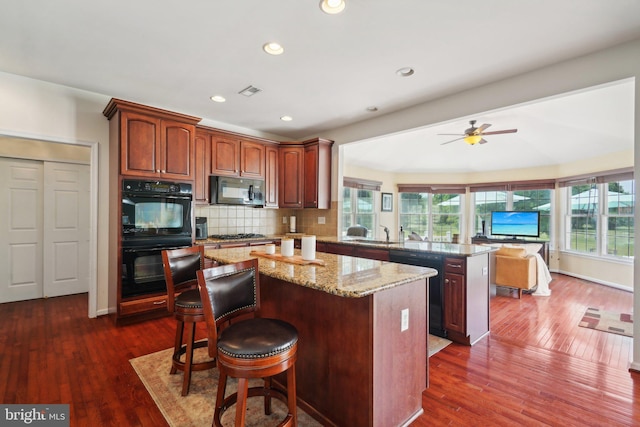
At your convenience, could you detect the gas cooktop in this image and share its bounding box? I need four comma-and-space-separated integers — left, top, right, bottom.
209, 233, 266, 240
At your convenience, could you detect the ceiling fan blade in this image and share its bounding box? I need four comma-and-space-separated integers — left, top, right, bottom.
475, 123, 491, 133
440, 136, 464, 145
480, 128, 517, 135
478, 138, 488, 144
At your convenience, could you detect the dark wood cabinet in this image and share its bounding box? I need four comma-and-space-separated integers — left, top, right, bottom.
355, 246, 390, 261
240, 140, 265, 179
278, 138, 333, 209
278, 145, 304, 208
210, 134, 240, 177
443, 257, 466, 335
194, 131, 210, 204
265, 145, 278, 207
114, 109, 197, 180
442, 255, 490, 345
304, 138, 333, 209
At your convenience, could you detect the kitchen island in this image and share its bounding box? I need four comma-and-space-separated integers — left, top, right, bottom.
204, 246, 437, 427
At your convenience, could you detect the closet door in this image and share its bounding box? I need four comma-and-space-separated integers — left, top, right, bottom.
0, 158, 43, 303
43, 162, 90, 297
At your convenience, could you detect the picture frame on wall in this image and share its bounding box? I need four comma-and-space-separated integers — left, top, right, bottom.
381, 192, 393, 212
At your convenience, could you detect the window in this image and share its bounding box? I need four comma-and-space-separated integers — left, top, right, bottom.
561, 169, 634, 259
342, 177, 381, 236
565, 178, 635, 258
398, 192, 461, 241
471, 181, 553, 241
605, 179, 634, 257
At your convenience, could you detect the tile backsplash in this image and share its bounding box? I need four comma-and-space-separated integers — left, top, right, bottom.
194, 202, 339, 237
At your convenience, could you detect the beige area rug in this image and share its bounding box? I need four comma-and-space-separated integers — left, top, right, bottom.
130, 346, 321, 427
428, 334, 452, 357
579, 307, 633, 337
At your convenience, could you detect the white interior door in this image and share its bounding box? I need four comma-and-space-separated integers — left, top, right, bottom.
0, 158, 44, 303
43, 162, 90, 298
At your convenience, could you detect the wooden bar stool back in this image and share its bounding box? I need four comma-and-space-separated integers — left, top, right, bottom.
197, 258, 298, 427
162, 245, 216, 396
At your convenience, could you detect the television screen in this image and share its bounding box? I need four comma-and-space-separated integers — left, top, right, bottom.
491, 211, 540, 238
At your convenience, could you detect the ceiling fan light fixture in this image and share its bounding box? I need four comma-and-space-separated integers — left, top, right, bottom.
320, 0, 345, 14
464, 135, 482, 145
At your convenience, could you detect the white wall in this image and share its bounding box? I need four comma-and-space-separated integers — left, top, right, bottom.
0, 71, 111, 315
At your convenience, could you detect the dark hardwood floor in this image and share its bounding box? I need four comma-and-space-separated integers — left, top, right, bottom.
0, 273, 637, 426
414, 273, 639, 427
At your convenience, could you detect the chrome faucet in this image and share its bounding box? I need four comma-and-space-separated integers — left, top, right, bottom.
380, 225, 390, 243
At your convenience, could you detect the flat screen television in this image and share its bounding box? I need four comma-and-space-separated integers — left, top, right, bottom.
490, 211, 540, 238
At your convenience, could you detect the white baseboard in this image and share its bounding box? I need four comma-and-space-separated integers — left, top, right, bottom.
552, 269, 632, 292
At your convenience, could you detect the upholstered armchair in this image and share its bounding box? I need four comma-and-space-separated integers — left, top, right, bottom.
495, 246, 537, 298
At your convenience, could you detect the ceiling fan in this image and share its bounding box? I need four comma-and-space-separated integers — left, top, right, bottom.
439, 120, 518, 145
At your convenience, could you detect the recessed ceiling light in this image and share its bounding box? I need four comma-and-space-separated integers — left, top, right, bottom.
320, 0, 345, 14
396, 67, 415, 77
280, 115, 293, 122
263, 42, 284, 55
366, 106, 379, 112
210, 95, 226, 103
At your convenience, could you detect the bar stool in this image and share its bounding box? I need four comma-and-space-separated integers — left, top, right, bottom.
161, 245, 216, 396
197, 258, 298, 427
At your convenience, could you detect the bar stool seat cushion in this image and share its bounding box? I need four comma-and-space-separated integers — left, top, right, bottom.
175, 289, 203, 309
218, 318, 298, 359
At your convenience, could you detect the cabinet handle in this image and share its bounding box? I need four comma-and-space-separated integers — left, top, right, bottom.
153, 300, 166, 305
156, 169, 161, 173
444, 278, 450, 284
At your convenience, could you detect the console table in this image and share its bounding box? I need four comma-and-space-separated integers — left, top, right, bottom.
471, 237, 548, 265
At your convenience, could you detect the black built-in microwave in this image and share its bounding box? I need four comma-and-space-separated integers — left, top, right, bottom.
209, 176, 264, 207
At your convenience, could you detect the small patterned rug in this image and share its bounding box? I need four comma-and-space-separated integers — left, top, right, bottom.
130, 346, 321, 427
579, 307, 633, 337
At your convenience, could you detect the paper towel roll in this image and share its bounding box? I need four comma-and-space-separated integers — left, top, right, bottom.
289, 216, 296, 233
281, 238, 294, 257
301, 235, 316, 260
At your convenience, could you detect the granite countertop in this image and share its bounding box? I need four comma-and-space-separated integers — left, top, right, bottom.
316, 236, 496, 257
204, 246, 437, 298
196, 234, 496, 257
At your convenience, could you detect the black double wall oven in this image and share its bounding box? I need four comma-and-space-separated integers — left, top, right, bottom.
121, 179, 193, 298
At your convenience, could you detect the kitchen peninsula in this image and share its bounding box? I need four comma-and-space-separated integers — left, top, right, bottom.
204, 246, 437, 427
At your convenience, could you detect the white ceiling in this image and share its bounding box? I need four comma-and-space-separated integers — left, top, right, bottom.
1, 0, 639, 173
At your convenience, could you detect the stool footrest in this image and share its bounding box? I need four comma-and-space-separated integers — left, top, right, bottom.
171, 340, 216, 372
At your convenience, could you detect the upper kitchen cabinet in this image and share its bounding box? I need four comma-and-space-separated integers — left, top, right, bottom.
209, 133, 267, 179
265, 145, 278, 207
304, 138, 333, 209
278, 138, 333, 209
210, 134, 239, 177
278, 145, 304, 208
103, 99, 200, 181
194, 131, 211, 204
240, 140, 265, 179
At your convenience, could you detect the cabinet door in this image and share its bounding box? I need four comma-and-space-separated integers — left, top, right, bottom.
443, 272, 466, 334
265, 145, 278, 207
194, 132, 210, 204
120, 111, 161, 177
303, 139, 332, 209
161, 120, 195, 180
211, 136, 239, 176
303, 144, 319, 208
240, 140, 265, 178
278, 146, 304, 208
